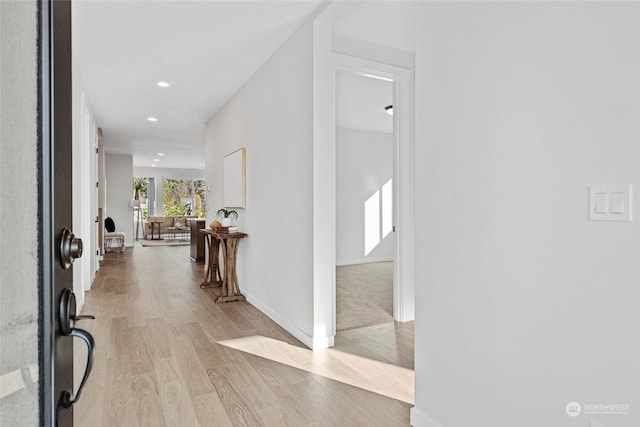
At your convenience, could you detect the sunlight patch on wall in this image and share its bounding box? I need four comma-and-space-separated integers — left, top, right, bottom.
382, 179, 393, 238
364, 191, 381, 255
364, 179, 393, 256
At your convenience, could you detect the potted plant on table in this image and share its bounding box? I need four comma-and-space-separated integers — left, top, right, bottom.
216, 208, 238, 227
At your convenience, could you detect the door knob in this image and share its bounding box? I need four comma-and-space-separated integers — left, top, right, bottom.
60, 228, 83, 269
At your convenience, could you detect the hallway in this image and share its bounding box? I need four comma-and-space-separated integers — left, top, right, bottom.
75, 246, 411, 426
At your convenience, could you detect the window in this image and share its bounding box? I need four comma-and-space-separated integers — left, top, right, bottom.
163, 178, 206, 217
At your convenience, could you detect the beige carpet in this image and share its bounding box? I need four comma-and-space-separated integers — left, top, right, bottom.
336, 261, 393, 331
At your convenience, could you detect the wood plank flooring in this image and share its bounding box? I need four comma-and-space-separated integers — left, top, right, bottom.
334, 261, 414, 371
218, 335, 413, 404
74, 245, 411, 426
336, 262, 394, 331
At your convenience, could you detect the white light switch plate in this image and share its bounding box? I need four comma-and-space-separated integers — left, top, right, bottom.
589, 184, 632, 221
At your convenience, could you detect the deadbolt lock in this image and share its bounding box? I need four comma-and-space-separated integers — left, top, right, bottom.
60, 228, 83, 269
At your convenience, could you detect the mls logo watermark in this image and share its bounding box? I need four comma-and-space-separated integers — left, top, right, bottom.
566, 402, 581, 417
566, 401, 630, 417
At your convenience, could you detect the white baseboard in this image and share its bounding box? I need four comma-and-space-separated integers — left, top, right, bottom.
243, 289, 334, 350
410, 408, 445, 427
336, 256, 393, 266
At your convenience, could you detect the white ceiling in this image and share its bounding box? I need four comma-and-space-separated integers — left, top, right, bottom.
72, 0, 324, 169
72, 1, 415, 169
336, 71, 393, 134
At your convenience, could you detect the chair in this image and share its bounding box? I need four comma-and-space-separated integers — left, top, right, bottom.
104, 217, 125, 253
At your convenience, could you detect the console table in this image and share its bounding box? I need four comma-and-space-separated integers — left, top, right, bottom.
190, 219, 206, 262
200, 229, 248, 303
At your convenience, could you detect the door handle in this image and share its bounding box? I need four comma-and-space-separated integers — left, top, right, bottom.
60, 327, 95, 408
59, 288, 95, 335
58, 288, 96, 409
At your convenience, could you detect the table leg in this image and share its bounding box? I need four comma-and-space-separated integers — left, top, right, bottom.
200, 234, 223, 289
215, 237, 246, 303
150, 223, 161, 240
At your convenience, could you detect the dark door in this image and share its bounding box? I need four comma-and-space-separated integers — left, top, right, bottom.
39, 1, 95, 426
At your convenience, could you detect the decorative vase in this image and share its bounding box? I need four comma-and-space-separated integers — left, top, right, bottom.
221, 217, 232, 227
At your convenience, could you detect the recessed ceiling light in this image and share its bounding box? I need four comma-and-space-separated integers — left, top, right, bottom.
157, 153, 165, 156
151, 164, 156, 167
157, 81, 170, 88
147, 117, 158, 122
153, 159, 160, 162
384, 105, 393, 116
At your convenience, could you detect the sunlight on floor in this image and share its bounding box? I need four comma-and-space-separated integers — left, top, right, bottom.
218, 335, 414, 404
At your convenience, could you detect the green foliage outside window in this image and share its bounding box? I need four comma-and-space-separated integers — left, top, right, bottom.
163, 178, 206, 217
133, 177, 148, 200
133, 177, 150, 224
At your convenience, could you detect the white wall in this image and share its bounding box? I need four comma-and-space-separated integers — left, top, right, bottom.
205, 20, 316, 347
412, 2, 640, 427
133, 166, 204, 216
333, 0, 415, 54
72, 54, 99, 302
105, 152, 134, 246
0, 1, 39, 424
336, 127, 393, 265
98, 140, 106, 214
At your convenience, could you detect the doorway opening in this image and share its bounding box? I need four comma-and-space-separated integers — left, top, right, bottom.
334, 69, 395, 333
331, 55, 414, 369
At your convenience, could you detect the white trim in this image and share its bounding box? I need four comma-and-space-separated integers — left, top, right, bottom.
410, 408, 446, 427
334, 52, 409, 81
336, 257, 393, 267
312, 4, 416, 350
312, 19, 337, 348
90, 119, 99, 287
333, 32, 414, 70
244, 290, 334, 350
393, 62, 416, 323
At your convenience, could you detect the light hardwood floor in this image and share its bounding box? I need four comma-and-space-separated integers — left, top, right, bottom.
336, 262, 394, 331
335, 261, 414, 371
74, 245, 412, 426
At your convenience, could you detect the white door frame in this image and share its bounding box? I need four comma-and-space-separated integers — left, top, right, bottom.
333, 53, 415, 322
312, 16, 415, 349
